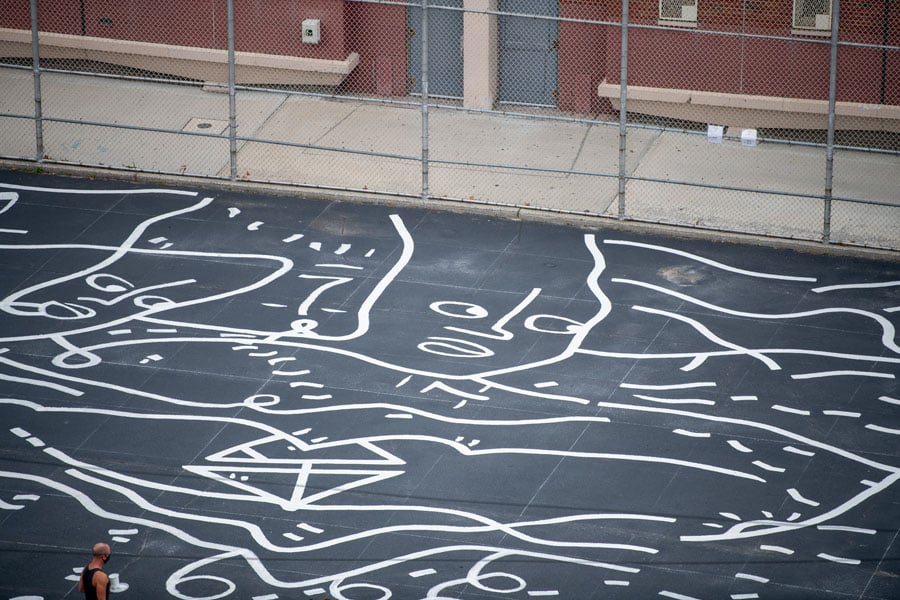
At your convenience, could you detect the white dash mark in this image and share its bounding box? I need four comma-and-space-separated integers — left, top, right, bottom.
283, 532, 304, 542
534, 381, 558, 388
149, 236, 167, 244
297, 523, 324, 534
865, 424, 900, 435
10, 428, 30, 438
227, 207, 241, 218
302, 395, 332, 401
787, 488, 820, 507
659, 591, 701, 600
636, 394, 715, 406
735, 573, 769, 583
454, 400, 467, 409
720, 512, 742, 521
731, 594, 759, 599
27, 437, 44, 448
249, 351, 279, 357
107, 329, 132, 335
727, 440, 753, 453
220, 333, 256, 338
303, 589, 326, 597
13, 494, 39, 501
0, 500, 24, 510
365, 249, 375, 257
731, 395, 758, 401
817, 525, 876, 535
792, 370, 894, 380
0, 228, 27, 234
861, 479, 878, 487
703, 522, 724, 528
621, 382, 716, 390
823, 410, 861, 418
65, 574, 81, 582
267, 357, 294, 365
879, 395, 900, 405
231, 345, 258, 351
752, 460, 785, 473
467, 439, 480, 447
261, 303, 288, 308
762, 511, 773, 519
293, 428, 312, 436
385, 413, 413, 419
309, 241, 322, 251
783, 445, 815, 457
409, 568, 436, 578
760, 544, 794, 555
289, 382, 323, 388
528, 591, 560, 597
109, 528, 139, 536
455, 436, 465, 442
334, 243, 351, 255
274, 369, 311, 376
787, 512, 802, 521
310, 437, 328, 444
396, 375, 412, 388
604, 580, 630, 586
146, 328, 177, 333
282, 233, 304, 243
673, 429, 710, 438
817, 553, 861, 565
240, 476, 249, 482
247, 221, 263, 231
321, 308, 346, 313
139, 354, 163, 364
315, 263, 364, 270
111, 536, 130, 543
253, 595, 280, 600
160, 242, 173, 250
771, 404, 810, 415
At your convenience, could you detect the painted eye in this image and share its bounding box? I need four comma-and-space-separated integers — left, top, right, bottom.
417, 337, 494, 358
523, 314, 585, 335
429, 301, 489, 319
85, 273, 133, 293
40, 301, 96, 320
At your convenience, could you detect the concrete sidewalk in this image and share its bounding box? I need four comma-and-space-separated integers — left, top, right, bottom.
1, 66, 899, 250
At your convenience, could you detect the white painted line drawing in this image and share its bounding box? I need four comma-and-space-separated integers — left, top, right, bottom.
1, 183, 897, 600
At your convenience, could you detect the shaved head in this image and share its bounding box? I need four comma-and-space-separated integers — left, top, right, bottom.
92, 542, 110, 556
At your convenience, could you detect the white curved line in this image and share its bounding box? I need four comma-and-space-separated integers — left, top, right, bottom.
602, 239, 816, 282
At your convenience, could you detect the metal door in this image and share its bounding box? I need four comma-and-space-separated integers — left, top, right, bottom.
407, 0, 464, 99
498, 0, 559, 106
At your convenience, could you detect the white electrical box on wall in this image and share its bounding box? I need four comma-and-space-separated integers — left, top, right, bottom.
302, 19, 320, 44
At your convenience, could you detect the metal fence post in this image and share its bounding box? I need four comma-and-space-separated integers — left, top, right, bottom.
227, 0, 238, 181
420, 0, 430, 201
823, 0, 840, 243
30, 0, 44, 162
617, 0, 629, 220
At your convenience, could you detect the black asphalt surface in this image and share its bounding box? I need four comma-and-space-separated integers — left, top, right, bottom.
0, 169, 898, 600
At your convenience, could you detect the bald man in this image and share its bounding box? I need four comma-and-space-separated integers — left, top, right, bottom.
78, 542, 111, 600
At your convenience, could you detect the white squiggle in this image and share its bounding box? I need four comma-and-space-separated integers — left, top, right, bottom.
611, 278, 900, 355
602, 239, 817, 282
0, 183, 198, 196
632, 394, 715, 406
632, 305, 781, 371
621, 382, 716, 390
813, 280, 900, 293
791, 370, 895, 380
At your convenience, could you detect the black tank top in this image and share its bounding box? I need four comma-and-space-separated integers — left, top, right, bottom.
81, 567, 109, 600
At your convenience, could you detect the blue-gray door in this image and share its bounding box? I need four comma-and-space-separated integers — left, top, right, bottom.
499, 0, 559, 106
407, 0, 464, 99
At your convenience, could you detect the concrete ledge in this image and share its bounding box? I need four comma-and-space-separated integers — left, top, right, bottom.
598, 80, 900, 131
0, 28, 359, 86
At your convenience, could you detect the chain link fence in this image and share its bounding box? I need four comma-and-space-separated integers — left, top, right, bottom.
1, 0, 898, 250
